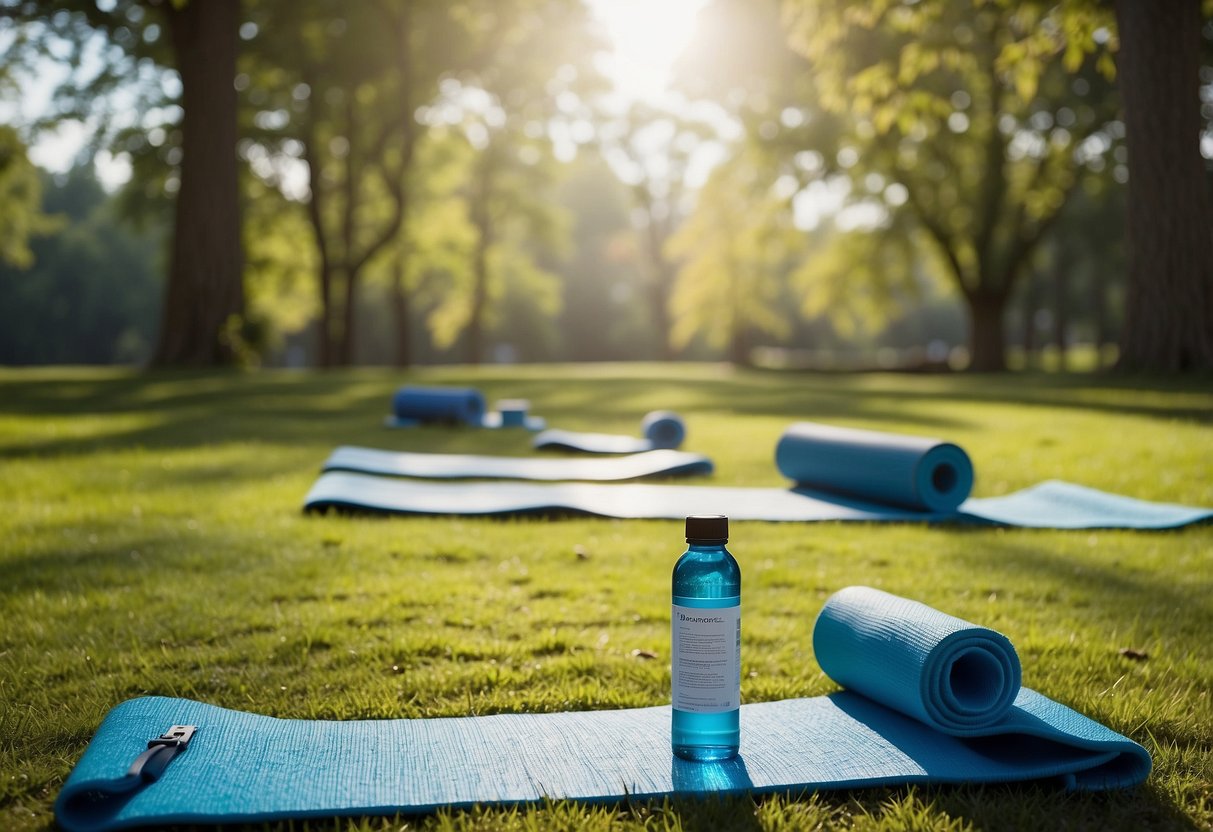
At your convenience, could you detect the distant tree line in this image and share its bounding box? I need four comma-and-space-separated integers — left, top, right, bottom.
0, 0, 1209, 372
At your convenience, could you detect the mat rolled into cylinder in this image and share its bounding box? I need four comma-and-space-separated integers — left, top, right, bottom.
391, 386, 486, 425
775, 422, 974, 512
533, 411, 687, 454
640, 411, 686, 449
813, 586, 1021, 734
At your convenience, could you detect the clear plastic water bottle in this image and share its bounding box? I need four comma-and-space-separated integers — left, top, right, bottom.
671, 514, 741, 761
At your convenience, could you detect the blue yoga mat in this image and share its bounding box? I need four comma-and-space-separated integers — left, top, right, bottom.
322, 446, 713, 481
386, 387, 545, 431
304, 421, 1212, 528
55, 588, 1150, 832
775, 422, 973, 512
534, 411, 687, 454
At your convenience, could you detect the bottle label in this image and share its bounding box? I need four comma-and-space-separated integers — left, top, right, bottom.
671, 603, 741, 713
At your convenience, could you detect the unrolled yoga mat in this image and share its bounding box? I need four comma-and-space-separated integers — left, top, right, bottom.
534, 410, 687, 454
322, 446, 714, 481
304, 421, 1213, 528
55, 587, 1150, 832
386, 387, 545, 430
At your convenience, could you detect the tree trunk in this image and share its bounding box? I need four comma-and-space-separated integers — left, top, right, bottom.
1052, 251, 1068, 372
645, 211, 674, 361
152, 0, 243, 367
391, 254, 412, 367
466, 156, 494, 366
965, 291, 1007, 372
467, 228, 489, 365
337, 93, 359, 366
1021, 270, 1038, 370
1114, 0, 1213, 371
1092, 263, 1108, 370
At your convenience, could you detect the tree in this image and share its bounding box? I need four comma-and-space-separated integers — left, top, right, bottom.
420, 0, 601, 364
0, 167, 164, 364
667, 152, 798, 365
1, 0, 246, 367
784, 0, 1121, 371
1113, 0, 1213, 370
598, 104, 714, 360
0, 127, 60, 268
245, 1, 434, 366
152, 0, 244, 366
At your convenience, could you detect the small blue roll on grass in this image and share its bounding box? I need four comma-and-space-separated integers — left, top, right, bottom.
813, 586, 1021, 735
775, 422, 974, 512
391, 386, 486, 425
641, 411, 686, 449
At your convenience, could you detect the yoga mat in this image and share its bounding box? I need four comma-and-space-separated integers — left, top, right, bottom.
322, 446, 714, 481
386, 387, 545, 431
534, 411, 687, 454
386, 386, 485, 427
304, 420, 1213, 528
303, 473, 1210, 527
55, 588, 1150, 832
775, 422, 973, 512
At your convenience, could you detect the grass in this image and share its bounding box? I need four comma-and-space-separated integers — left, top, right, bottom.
0, 363, 1210, 831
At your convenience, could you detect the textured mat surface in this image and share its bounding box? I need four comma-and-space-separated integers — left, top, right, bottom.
534, 411, 687, 454
321, 446, 714, 481
56, 588, 1150, 832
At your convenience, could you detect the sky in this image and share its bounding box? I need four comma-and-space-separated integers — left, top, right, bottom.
586, 0, 708, 108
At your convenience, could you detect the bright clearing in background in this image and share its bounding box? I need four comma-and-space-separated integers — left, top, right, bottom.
589, 0, 708, 103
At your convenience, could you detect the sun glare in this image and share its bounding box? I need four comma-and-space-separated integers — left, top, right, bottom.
589, 0, 708, 104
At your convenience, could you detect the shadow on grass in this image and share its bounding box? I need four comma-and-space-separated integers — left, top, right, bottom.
3, 367, 1209, 460
948, 532, 1213, 647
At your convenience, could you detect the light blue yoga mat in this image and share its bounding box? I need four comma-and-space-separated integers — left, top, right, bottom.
322, 446, 714, 481
55, 587, 1150, 832
386, 387, 545, 431
304, 421, 1212, 528
534, 411, 687, 454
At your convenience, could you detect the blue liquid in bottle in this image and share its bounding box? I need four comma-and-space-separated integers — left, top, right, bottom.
672, 514, 740, 761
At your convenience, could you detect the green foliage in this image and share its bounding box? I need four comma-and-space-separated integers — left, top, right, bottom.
0, 366, 1211, 830
242, 177, 320, 342
794, 221, 949, 340
0, 166, 163, 364
779, 0, 1123, 369
667, 154, 798, 361
0, 126, 60, 268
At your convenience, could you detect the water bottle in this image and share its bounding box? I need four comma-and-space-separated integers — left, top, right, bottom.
671, 514, 741, 761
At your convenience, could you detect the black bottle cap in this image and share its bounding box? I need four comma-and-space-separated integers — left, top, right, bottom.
685, 514, 728, 544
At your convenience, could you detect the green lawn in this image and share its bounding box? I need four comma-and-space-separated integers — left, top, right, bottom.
1, 364, 1210, 831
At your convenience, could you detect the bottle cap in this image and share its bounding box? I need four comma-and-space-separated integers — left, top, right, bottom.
685, 514, 728, 543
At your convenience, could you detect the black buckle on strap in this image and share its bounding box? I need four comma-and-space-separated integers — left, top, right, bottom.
126, 725, 197, 783
148, 725, 196, 749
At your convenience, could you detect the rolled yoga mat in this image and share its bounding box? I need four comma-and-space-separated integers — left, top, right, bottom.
322, 446, 714, 481
775, 422, 973, 512
386, 386, 486, 427
386, 387, 545, 431
534, 410, 687, 454
304, 421, 1213, 528
55, 588, 1150, 832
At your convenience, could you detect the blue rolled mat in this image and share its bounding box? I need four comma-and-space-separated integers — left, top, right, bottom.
304, 421, 1212, 528
54, 588, 1150, 832
775, 422, 973, 512
386, 388, 545, 431
321, 446, 714, 481
388, 386, 486, 427
534, 411, 686, 454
